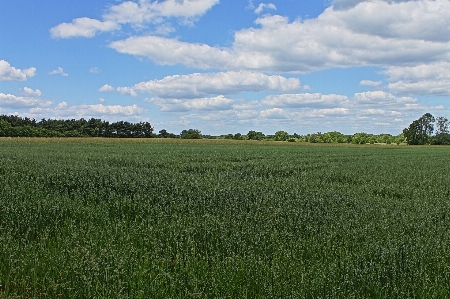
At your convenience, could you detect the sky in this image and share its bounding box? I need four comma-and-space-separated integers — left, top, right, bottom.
0, 0, 449, 135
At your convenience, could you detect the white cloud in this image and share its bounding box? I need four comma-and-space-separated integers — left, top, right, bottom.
384, 62, 450, 96
50, 18, 119, 38
50, 0, 219, 38
118, 71, 301, 98
260, 108, 288, 119
147, 95, 235, 112
49, 67, 68, 76
152, 23, 176, 35
109, 1, 450, 73
0, 93, 52, 109
331, 0, 420, 11
254, 3, 276, 14
389, 80, 450, 96
23, 87, 42, 97
352, 91, 418, 108
98, 84, 115, 92
0, 60, 36, 81
262, 93, 349, 108
330, 0, 450, 43
359, 80, 382, 87
116, 87, 137, 96
29, 102, 146, 120
308, 107, 350, 117
110, 35, 233, 69
104, 0, 219, 24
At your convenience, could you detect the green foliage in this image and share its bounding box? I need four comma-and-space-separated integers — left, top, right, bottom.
432, 117, 450, 145
403, 113, 435, 145
273, 130, 289, 141
158, 129, 177, 138
180, 129, 202, 139
402, 113, 450, 145
0, 115, 155, 138
1, 139, 450, 298
246, 130, 265, 141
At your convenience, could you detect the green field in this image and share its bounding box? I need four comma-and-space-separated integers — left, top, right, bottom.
1, 138, 450, 298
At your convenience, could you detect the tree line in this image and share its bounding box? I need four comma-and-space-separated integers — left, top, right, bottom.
402, 113, 450, 145
0, 115, 154, 138
1, 113, 449, 145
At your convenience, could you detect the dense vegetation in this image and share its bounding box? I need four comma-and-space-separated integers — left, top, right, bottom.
1, 138, 450, 298
2, 113, 449, 145
403, 113, 450, 145
0, 115, 154, 138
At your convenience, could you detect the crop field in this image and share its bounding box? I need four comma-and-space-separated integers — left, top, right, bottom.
1, 138, 450, 298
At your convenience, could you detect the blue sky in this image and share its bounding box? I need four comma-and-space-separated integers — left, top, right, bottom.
1, 0, 449, 135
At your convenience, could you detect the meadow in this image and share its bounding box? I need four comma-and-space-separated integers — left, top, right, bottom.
1, 138, 450, 298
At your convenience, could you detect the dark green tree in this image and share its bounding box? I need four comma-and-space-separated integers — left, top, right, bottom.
432, 116, 450, 145
180, 129, 202, 139
233, 133, 243, 140
247, 130, 265, 141
403, 113, 435, 145
158, 129, 170, 138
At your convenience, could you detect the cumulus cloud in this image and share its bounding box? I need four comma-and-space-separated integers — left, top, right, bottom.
260, 108, 288, 119
49, 67, 68, 76
28, 102, 146, 120
147, 95, 235, 112
0, 60, 36, 81
254, 3, 276, 14
109, 1, 450, 73
98, 84, 115, 92
384, 62, 450, 96
50, 18, 119, 38
331, 0, 415, 11
262, 93, 349, 108
0, 93, 52, 109
50, 0, 219, 38
352, 91, 418, 108
118, 71, 301, 98
23, 87, 42, 97
359, 80, 382, 87
110, 35, 233, 69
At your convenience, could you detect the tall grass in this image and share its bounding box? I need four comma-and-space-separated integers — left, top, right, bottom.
1, 139, 449, 298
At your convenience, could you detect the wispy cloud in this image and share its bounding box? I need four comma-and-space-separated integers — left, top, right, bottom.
254, 3, 276, 14
49, 67, 68, 76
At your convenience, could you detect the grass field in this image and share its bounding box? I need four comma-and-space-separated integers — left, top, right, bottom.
1, 138, 450, 298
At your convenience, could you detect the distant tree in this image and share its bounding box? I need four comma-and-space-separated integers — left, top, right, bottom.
307, 132, 323, 143
159, 129, 170, 138
322, 131, 347, 143
247, 130, 265, 141
403, 113, 435, 145
233, 133, 243, 140
432, 116, 450, 145
0, 119, 12, 136
273, 130, 289, 141
180, 129, 202, 139
351, 132, 373, 144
